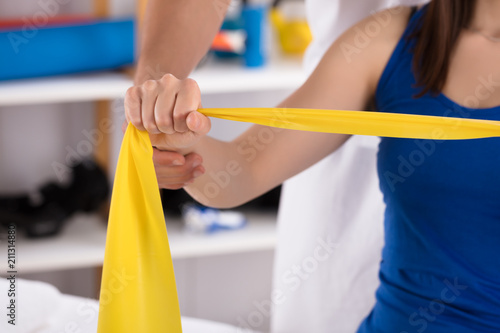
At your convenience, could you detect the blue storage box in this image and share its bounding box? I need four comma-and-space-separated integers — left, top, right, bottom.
0, 19, 135, 80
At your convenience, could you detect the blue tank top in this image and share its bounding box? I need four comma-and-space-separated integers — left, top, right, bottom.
357, 6, 500, 333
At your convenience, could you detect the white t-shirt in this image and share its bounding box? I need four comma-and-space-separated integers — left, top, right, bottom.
305, 0, 426, 73
271, 1, 427, 332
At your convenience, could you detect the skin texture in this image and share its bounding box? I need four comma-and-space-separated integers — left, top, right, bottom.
442, 0, 500, 109
130, 0, 500, 206
132, 0, 231, 188
127, 7, 413, 206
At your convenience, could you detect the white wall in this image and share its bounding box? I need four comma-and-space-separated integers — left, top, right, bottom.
0, 102, 94, 192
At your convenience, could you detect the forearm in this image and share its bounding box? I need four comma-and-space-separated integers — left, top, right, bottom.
135, 0, 229, 84
132, 6, 397, 204
183, 135, 259, 208
183, 109, 350, 209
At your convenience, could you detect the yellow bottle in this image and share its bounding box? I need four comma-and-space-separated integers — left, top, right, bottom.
270, 4, 312, 55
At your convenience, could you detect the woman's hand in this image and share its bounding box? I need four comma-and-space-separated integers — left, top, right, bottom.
124, 74, 211, 153
153, 149, 205, 189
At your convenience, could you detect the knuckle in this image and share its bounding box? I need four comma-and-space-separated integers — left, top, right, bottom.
125, 86, 140, 100
130, 115, 142, 127
178, 164, 193, 176
156, 115, 172, 129
160, 73, 177, 85
127, 112, 142, 126
182, 78, 200, 91
142, 79, 158, 92
124, 87, 141, 108
173, 110, 187, 122
143, 121, 158, 132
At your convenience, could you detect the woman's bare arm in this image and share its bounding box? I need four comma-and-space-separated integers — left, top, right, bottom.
126, 7, 413, 208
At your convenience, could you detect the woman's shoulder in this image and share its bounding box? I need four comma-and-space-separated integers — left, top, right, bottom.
337, 6, 414, 59
340, 6, 414, 46
331, 6, 416, 93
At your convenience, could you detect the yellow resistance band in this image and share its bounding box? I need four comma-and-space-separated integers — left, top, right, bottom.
97, 109, 500, 333
97, 123, 182, 333
199, 108, 500, 140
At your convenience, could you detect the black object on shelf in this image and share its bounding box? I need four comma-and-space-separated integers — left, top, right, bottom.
161, 185, 281, 217
0, 160, 109, 238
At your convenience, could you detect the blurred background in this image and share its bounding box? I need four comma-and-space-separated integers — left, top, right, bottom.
0, 0, 310, 331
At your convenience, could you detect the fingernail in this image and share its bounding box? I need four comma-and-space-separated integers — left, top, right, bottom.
193, 159, 202, 168
192, 113, 200, 129
193, 170, 203, 178
172, 159, 183, 166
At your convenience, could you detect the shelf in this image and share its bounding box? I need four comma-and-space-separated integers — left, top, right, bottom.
0, 211, 277, 274
0, 56, 306, 107
167, 211, 277, 259
193, 56, 306, 94
0, 72, 131, 106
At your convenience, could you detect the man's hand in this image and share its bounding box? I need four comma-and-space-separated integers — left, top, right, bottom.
124, 74, 211, 152
123, 74, 210, 189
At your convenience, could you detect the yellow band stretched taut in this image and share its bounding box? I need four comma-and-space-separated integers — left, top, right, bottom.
199, 108, 500, 140
97, 108, 500, 333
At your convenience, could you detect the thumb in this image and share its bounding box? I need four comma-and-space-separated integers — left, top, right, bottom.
186, 111, 211, 136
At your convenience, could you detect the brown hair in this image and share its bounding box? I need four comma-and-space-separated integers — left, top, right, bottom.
412, 0, 476, 97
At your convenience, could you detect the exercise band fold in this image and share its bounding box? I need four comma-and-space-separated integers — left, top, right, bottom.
97, 124, 182, 333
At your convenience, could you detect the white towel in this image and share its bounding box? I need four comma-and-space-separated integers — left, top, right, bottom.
0, 278, 62, 333
0, 278, 255, 333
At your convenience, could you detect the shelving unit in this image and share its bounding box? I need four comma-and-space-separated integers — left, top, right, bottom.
0, 0, 305, 277
0, 56, 306, 106
0, 55, 304, 276
0, 1, 304, 328
0, 211, 277, 274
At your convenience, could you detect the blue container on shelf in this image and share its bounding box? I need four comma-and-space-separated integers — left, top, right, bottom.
0, 19, 135, 81
242, 5, 267, 67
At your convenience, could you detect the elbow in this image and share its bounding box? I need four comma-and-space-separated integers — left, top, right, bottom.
185, 186, 254, 210
185, 187, 241, 209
